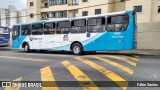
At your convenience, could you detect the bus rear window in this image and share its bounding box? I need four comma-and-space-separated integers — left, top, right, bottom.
106, 15, 129, 32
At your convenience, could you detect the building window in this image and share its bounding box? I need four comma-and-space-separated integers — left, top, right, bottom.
30, 14, 34, 18
158, 6, 160, 13
82, 11, 88, 16
95, 9, 101, 15
82, 0, 88, 2
44, 3, 48, 8
57, 0, 67, 5
72, 10, 78, 17
72, 0, 79, 5
42, 13, 49, 19
49, 0, 57, 6
49, 0, 67, 6
49, 12, 57, 18
30, 2, 34, 7
58, 11, 67, 18
134, 6, 142, 12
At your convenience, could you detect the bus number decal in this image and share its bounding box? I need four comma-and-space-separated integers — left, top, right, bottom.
112, 32, 124, 38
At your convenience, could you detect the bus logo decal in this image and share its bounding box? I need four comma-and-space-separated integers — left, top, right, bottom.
86, 32, 91, 37
63, 34, 69, 41
29, 37, 34, 41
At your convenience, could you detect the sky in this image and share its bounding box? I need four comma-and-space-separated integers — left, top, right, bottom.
0, 0, 26, 10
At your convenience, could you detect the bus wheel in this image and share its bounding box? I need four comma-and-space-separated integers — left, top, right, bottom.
72, 43, 83, 55
24, 44, 30, 53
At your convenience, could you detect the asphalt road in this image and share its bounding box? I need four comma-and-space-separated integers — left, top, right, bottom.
0, 48, 160, 90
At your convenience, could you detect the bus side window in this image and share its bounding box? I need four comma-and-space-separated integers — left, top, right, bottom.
32, 24, 43, 35
106, 15, 129, 32
22, 25, 31, 35
12, 26, 20, 40
71, 19, 86, 34
88, 17, 105, 33
44, 23, 56, 35
57, 21, 70, 34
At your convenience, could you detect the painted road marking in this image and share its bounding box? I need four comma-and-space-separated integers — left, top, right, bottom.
75, 57, 128, 90
90, 56, 134, 75
40, 66, 58, 90
132, 55, 140, 59
103, 55, 137, 66
5, 77, 22, 90
121, 55, 139, 61
0, 56, 49, 62
61, 61, 99, 90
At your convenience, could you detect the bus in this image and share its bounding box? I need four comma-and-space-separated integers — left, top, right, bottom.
0, 27, 10, 47
12, 10, 136, 55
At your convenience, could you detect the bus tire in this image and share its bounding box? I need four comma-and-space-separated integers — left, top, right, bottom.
40, 50, 46, 53
24, 43, 30, 53
71, 43, 83, 55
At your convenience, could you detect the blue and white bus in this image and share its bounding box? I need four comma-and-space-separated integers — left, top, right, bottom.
12, 10, 136, 55
0, 27, 10, 47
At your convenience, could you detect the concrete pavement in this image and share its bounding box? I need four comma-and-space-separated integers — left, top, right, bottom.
100, 49, 160, 56
0, 48, 159, 90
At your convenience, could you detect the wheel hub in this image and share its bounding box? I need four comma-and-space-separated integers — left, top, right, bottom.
73, 46, 80, 54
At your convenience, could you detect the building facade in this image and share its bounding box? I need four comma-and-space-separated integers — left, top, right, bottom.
26, 0, 125, 22
26, 0, 160, 23
0, 8, 10, 27
9, 5, 18, 28
17, 9, 27, 24
0, 5, 17, 28
26, 0, 160, 50
0, 5, 27, 28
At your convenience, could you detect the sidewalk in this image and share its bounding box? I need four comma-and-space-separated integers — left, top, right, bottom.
101, 49, 160, 56
1, 47, 160, 55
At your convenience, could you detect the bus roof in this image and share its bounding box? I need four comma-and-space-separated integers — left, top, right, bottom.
13, 23, 30, 26
31, 20, 46, 24
13, 20, 46, 27
13, 10, 134, 26
45, 10, 133, 23
0, 26, 8, 28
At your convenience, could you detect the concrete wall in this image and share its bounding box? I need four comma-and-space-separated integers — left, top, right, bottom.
125, 0, 153, 23
151, 0, 160, 22
137, 22, 160, 50
27, 0, 42, 22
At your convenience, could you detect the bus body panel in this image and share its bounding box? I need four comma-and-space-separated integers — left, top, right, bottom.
0, 27, 10, 47
12, 36, 26, 49
12, 10, 136, 52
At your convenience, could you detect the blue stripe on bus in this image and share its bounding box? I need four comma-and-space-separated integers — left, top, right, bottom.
45, 33, 105, 51
12, 36, 27, 48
